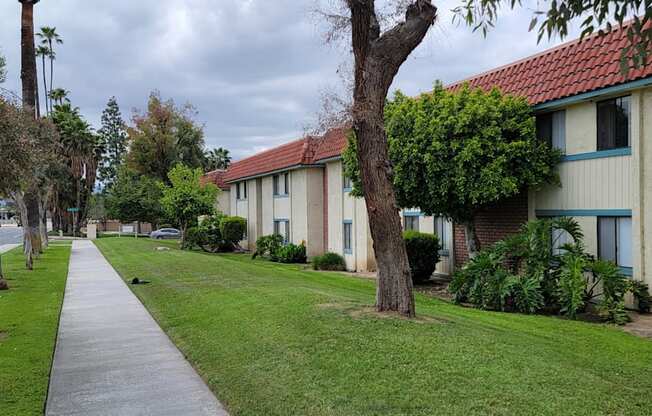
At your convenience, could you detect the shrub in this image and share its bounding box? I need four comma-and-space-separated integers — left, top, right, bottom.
449, 249, 505, 304
220, 216, 247, 246
183, 226, 206, 250
556, 252, 587, 319
403, 231, 440, 283
313, 252, 346, 271
252, 234, 284, 260
511, 275, 544, 314
274, 242, 307, 264
632, 281, 652, 313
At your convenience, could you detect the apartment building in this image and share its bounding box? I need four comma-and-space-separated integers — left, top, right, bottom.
203, 24, 652, 284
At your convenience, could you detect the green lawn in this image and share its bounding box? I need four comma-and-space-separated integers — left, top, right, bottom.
95, 238, 652, 416
0, 242, 71, 416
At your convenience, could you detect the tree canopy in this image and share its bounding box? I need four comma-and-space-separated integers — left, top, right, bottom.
160, 164, 218, 243
98, 96, 128, 190
127, 92, 206, 183
344, 84, 562, 254
105, 167, 164, 225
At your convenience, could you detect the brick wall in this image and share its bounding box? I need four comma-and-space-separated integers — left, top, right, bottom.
453, 193, 528, 267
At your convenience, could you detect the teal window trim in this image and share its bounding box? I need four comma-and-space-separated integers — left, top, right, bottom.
536, 209, 632, 217
273, 194, 289, 199
620, 266, 633, 277
403, 211, 422, 217
439, 249, 450, 257
561, 147, 631, 162
533, 77, 652, 111
343, 187, 352, 192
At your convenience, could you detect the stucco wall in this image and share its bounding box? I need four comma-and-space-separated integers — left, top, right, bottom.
633, 87, 652, 284
215, 190, 230, 214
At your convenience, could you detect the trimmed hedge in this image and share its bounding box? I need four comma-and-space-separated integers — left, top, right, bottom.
403, 231, 440, 283
312, 252, 346, 271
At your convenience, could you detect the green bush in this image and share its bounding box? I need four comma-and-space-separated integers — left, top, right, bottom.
220, 216, 247, 246
403, 231, 440, 283
252, 234, 284, 260
312, 252, 346, 271
183, 226, 206, 250
273, 242, 307, 264
632, 281, 651, 313
450, 217, 640, 323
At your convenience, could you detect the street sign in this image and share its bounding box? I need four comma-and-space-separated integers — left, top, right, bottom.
66, 207, 80, 213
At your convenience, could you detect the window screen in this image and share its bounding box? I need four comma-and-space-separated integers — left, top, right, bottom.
404, 215, 419, 231
597, 96, 630, 150
598, 217, 632, 268
343, 222, 352, 253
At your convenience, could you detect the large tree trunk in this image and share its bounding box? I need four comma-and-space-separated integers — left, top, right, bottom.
462, 219, 480, 260
349, 0, 436, 317
38, 186, 52, 249
20, 0, 38, 117
11, 192, 34, 269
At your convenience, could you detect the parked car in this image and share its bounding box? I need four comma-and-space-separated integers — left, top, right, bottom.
150, 228, 181, 240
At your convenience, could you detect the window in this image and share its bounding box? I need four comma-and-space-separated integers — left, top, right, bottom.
236, 182, 247, 200
435, 217, 447, 251
343, 221, 352, 254
273, 173, 289, 196
551, 223, 572, 256
343, 174, 352, 191
274, 219, 290, 244
597, 96, 630, 150
598, 217, 632, 269
403, 214, 419, 231
536, 110, 566, 152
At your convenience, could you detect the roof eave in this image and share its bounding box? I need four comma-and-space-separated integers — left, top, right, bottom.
224, 163, 325, 184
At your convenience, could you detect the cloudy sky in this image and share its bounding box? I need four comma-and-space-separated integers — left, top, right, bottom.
0, 0, 582, 160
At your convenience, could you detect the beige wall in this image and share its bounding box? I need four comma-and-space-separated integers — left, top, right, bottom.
326, 160, 375, 272
399, 210, 454, 275
533, 87, 652, 285
215, 189, 230, 214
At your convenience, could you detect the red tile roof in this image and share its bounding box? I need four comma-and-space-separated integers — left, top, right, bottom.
201, 169, 230, 190
223, 138, 318, 182
448, 22, 652, 106
221, 23, 652, 182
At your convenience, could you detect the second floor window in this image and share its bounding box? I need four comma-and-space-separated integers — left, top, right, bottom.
536, 110, 566, 153
236, 182, 247, 200
597, 96, 630, 150
343, 174, 352, 191
273, 173, 289, 196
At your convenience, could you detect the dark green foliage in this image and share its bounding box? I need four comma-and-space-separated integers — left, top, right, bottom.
220, 216, 246, 246
403, 231, 440, 283
557, 252, 588, 319
252, 234, 284, 260
450, 217, 637, 323
312, 252, 347, 271
183, 226, 206, 250
343, 85, 561, 227
273, 243, 307, 264
105, 167, 164, 225
632, 281, 651, 313
98, 97, 128, 190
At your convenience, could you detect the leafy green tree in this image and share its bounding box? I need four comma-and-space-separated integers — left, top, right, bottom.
344, 84, 561, 258
98, 97, 128, 190
127, 92, 206, 183
105, 167, 164, 226
48, 88, 68, 106
204, 147, 231, 171
160, 164, 217, 245
51, 102, 103, 233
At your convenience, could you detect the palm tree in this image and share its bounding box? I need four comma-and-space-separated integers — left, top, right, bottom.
204, 147, 231, 171
18, 0, 42, 269
37, 26, 62, 112
35, 45, 51, 115
49, 88, 69, 107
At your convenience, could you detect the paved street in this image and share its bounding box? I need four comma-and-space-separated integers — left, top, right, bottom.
45, 240, 228, 416
0, 226, 22, 246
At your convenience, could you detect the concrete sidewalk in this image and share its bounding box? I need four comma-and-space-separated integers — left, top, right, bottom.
46, 240, 228, 416
0, 243, 20, 254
